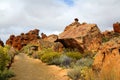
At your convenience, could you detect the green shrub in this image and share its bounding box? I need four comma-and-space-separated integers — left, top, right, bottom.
0, 46, 15, 80
68, 66, 93, 80
76, 58, 93, 67
40, 52, 61, 64
67, 66, 81, 80
0, 69, 15, 80
49, 54, 72, 67
59, 55, 71, 67
0, 46, 10, 71
21, 44, 33, 54
66, 52, 82, 60
102, 37, 109, 43
50, 58, 61, 65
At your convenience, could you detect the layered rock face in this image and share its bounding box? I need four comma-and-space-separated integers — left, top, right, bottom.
93, 37, 120, 78
58, 19, 102, 53
113, 22, 120, 33
6, 29, 40, 50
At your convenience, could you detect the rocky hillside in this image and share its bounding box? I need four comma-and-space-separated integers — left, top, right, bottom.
3, 18, 120, 79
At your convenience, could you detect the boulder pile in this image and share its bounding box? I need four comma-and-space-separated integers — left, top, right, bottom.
6, 29, 40, 50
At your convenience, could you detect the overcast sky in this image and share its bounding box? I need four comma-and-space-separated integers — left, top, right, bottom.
0, 0, 120, 42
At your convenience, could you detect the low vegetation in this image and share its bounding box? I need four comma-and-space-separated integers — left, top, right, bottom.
21, 44, 120, 80
0, 45, 15, 80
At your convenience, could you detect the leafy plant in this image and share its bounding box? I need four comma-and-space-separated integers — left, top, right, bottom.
40, 52, 61, 64
59, 55, 71, 67
0, 46, 15, 80
67, 66, 81, 80
0, 46, 10, 71
76, 58, 93, 67
65, 52, 82, 60
102, 37, 109, 43
0, 69, 15, 80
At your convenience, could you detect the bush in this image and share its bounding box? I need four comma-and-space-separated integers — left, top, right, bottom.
102, 37, 109, 43
0, 46, 10, 71
0, 69, 15, 80
59, 55, 71, 67
76, 58, 93, 67
40, 52, 61, 64
66, 52, 82, 60
68, 66, 94, 80
21, 44, 33, 54
50, 58, 61, 65
0, 46, 15, 80
67, 66, 81, 80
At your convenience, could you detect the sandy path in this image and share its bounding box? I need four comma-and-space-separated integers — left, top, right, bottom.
10, 53, 69, 80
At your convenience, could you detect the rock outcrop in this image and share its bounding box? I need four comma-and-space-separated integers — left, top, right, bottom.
0, 39, 4, 47
30, 39, 63, 52
113, 22, 120, 33
58, 19, 102, 53
44, 34, 58, 42
41, 33, 47, 39
6, 29, 40, 50
93, 37, 120, 78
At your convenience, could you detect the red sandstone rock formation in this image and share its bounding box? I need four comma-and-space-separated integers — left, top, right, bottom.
6, 29, 40, 50
58, 19, 102, 53
113, 22, 120, 33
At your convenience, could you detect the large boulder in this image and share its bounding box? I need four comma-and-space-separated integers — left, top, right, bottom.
93, 37, 120, 78
58, 19, 102, 53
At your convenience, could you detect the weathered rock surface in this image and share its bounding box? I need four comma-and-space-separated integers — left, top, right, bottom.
102, 30, 114, 39
93, 37, 120, 78
30, 39, 63, 52
6, 29, 40, 50
0, 39, 4, 47
58, 19, 102, 53
41, 33, 47, 39
113, 22, 120, 33
44, 34, 58, 42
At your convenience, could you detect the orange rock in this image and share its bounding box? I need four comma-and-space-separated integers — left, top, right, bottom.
93, 37, 120, 78
58, 18, 102, 52
41, 33, 47, 39
113, 22, 120, 33
44, 34, 58, 42
6, 29, 40, 50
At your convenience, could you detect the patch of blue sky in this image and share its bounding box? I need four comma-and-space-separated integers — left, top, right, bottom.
63, 0, 74, 6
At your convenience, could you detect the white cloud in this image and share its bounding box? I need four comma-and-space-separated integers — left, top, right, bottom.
0, 0, 120, 42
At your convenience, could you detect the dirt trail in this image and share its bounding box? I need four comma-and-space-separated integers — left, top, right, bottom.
10, 53, 69, 80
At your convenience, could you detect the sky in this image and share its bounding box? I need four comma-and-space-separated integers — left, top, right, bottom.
0, 0, 120, 42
